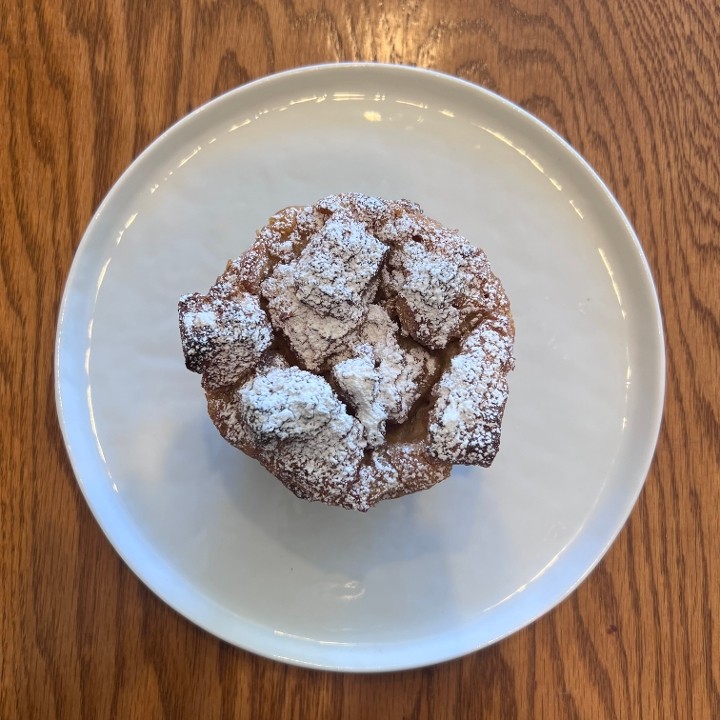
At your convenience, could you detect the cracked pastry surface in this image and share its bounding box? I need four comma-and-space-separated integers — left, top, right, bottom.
179, 193, 515, 511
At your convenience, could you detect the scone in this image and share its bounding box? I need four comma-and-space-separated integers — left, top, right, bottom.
179, 193, 514, 511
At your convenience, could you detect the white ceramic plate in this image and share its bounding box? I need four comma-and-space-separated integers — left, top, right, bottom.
55, 64, 664, 671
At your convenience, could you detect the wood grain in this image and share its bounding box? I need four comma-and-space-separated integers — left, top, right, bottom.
1, 0, 719, 717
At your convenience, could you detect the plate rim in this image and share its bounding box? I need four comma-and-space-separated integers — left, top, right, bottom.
54, 62, 666, 672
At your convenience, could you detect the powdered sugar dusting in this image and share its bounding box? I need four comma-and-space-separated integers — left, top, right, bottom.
354, 442, 453, 508
236, 364, 368, 509
178, 292, 272, 389
261, 215, 387, 370
333, 350, 384, 446
385, 241, 465, 348
379, 212, 508, 350
179, 193, 515, 510
333, 305, 437, 447
240, 365, 354, 442
429, 318, 515, 465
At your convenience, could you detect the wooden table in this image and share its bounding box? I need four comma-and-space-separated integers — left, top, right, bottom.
2, 1, 718, 717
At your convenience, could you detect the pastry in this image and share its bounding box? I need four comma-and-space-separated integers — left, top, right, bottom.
179, 193, 515, 511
